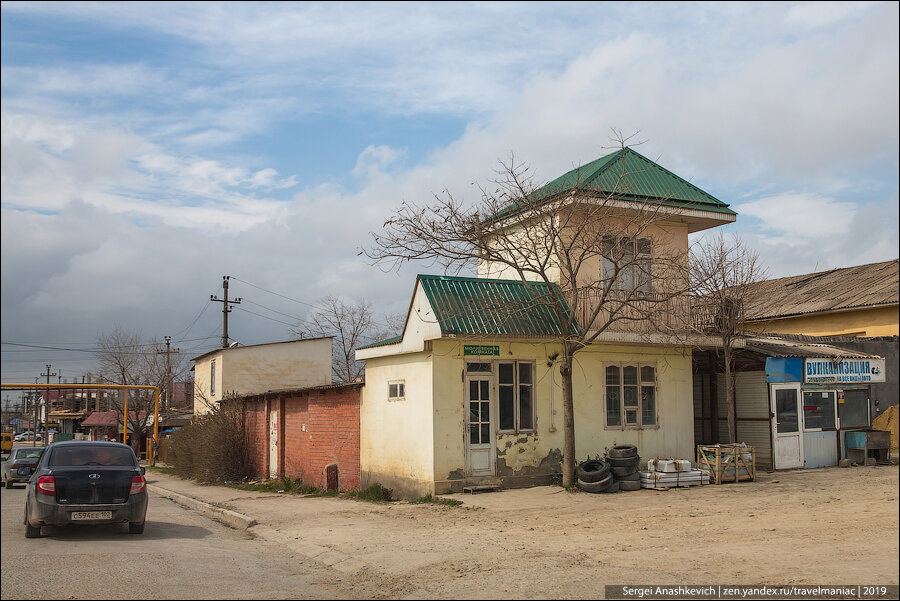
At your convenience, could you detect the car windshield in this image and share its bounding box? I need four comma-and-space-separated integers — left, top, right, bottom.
48, 446, 136, 467
14, 449, 44, 460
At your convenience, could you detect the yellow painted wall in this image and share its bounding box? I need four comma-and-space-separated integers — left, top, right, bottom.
747, 305, 899, 337
428, 339, 696, 487
430, 339, 566, 486
359, 350, 435, 498
571, 344, 695, 462
193, 353, 222, 415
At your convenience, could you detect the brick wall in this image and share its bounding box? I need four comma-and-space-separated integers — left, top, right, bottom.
280, 387, 361, 491
244, 398, 268, 477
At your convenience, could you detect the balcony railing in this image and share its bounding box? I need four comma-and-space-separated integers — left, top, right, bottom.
568, 289, 728, 336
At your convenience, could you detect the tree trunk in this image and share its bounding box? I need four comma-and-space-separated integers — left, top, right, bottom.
724, 342, 736, 443
560, 347, 576, 487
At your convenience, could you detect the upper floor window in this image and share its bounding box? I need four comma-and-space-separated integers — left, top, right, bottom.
601, 236, 652, 293
210, 360, 216, 396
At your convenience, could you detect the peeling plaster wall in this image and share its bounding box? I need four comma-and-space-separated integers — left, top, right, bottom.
359, 350, 435, 498
431, 339, 566, 483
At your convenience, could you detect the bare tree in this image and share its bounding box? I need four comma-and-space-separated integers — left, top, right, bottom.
292, 297, 376, 383
364, 132, 698, 486
690, 233, 768, 443
95, 327, 188, 455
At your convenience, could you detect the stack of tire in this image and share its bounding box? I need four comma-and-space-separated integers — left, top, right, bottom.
607, 444, 641, 491
575, 459, 615, 493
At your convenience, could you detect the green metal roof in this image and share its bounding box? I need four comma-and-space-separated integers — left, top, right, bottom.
357, 335, 402, 351
418, 274, 580, 337
491, 147, 735, 221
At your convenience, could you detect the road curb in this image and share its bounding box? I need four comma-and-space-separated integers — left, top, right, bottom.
148, 484, 257, 530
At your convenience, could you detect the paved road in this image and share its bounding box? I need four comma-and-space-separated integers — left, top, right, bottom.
1, 484, 346, 600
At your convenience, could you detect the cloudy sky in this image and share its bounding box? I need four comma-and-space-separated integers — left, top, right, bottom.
2, 1, 898, 385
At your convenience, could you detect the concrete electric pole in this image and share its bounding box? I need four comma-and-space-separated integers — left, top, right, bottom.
211, 276, 241, 348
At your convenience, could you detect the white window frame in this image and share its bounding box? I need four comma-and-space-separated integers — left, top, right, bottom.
388, 380, 406, 402
496, 360, 535, 434
604, 363, 658, 429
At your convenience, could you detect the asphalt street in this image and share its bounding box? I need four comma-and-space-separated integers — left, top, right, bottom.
0, 482, 345, 600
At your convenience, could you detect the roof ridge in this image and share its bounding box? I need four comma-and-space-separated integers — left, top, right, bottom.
418, 273, 558, 288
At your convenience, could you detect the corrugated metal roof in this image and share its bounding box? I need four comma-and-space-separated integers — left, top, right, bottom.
745, 259, 899, 321
745, 337, 881, 359
419, 275, 580, 337
357, 335, 402, 350
491, 147, 735, 222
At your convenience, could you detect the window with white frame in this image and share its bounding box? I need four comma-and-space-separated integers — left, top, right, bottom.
498, 361, 534, 432
388, 380, 405, 401
210, 359, 216, 396
601, 236, 653, 293
605, 364, 657, 427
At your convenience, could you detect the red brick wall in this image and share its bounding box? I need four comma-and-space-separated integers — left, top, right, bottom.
244, 398, 268, 477
281, 388, 360, 490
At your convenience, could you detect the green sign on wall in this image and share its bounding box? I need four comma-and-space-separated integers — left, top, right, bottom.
464, 345, 500, 356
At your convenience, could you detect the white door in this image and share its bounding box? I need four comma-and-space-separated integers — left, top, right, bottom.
771, 384, 803, 469
268, 406, 279, 479
466, 376, 495, 476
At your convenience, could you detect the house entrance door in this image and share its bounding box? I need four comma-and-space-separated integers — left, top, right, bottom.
268, 405, 279, 479
771, 383, 803, 469
465, 376, 495, 476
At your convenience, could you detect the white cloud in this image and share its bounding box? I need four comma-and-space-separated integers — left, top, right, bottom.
733, 193, 858, 238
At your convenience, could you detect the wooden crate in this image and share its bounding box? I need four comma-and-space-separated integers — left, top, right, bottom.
697, 444, 756, 484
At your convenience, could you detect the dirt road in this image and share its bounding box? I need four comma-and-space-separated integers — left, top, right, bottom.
216, 465, 898, 599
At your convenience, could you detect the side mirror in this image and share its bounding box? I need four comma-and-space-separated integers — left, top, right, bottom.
140, 466, 146, 476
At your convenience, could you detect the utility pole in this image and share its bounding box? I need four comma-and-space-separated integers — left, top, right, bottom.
39, 365, 56, 447
157, 336, 181, 411
211, 275, 241, 348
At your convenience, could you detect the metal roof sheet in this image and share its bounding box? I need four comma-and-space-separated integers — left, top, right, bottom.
744, 337, 882, 359
745, 259, 899, 321
491, 147, 735, 222
420, 275, 580, 338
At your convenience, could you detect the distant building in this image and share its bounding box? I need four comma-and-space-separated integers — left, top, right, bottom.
744, 259, 898, 337
191, 337, 333, 414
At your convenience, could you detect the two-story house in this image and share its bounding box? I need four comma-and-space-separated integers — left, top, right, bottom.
356, 148, 737, 498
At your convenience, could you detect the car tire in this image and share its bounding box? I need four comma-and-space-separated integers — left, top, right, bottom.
607, 444, 638, 459
602, 480, 620, 493
576, 473, 613, 493
129, 522, 145, 535
611, 465, 639, 478
25, 522, 41, 538
576, 460, 610, 483
606, 455, 641, 468
619, 479, 642, 491
5, 478, 13, 489
615, 472, 641, 481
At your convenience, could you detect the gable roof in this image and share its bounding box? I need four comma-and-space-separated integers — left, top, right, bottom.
744, 336, 882, 359
745, 259, 899, 321
358, 275, 580, 350
418, 274, 580, 338
490, 147, 736, 222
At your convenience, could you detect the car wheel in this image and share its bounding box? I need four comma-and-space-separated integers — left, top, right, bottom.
5, 478, 13, 489
25, 521, 41, 538
129, 522, 145, 535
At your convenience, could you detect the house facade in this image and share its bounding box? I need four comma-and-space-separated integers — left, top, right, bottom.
192, 337, 332, 414
358, 148, 736, 498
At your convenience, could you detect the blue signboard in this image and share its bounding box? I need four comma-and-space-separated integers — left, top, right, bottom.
765, 357, 804, 383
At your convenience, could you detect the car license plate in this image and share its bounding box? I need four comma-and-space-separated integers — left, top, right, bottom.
71, 511, 113, 521
17, 467, 31, 475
